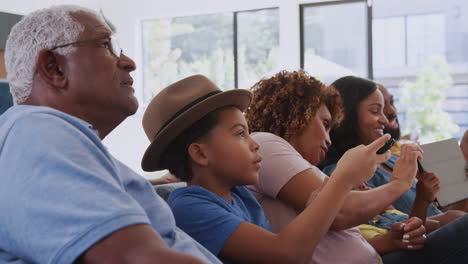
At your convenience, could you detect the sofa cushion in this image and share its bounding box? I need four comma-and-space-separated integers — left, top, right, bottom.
154, 182, 187, 201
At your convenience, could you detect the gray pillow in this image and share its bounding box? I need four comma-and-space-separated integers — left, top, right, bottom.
153, 182, 187, 201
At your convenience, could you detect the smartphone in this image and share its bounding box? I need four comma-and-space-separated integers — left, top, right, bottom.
377, 138, 396, 154
417, 160, 424, 173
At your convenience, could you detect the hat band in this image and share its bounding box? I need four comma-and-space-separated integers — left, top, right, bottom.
156, 90, 222, 136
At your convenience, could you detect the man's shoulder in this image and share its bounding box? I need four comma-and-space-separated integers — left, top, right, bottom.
0, 105, 98, 141
0, 105, 109, 169
1, 105, 91, 131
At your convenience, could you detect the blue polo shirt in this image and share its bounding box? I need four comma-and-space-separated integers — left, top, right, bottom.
0, 105, 221, 264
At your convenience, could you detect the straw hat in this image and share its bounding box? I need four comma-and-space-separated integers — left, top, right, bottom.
141, 75, 252, 171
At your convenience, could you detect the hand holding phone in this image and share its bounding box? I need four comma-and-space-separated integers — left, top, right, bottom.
377, 138, 396, 154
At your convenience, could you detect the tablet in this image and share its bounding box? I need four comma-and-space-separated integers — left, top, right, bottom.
419, 138, 468, 208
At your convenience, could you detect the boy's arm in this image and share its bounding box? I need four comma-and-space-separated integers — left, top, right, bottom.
280, 173, 413, 230
280, 144, 421, 230
222, 176, 352, 264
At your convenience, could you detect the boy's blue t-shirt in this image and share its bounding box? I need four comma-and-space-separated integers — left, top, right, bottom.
322, 155, 442, 217
168, 185, 271, 264
0, 106, 221, 264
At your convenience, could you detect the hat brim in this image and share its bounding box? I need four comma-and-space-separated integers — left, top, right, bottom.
141, 89, 252, 172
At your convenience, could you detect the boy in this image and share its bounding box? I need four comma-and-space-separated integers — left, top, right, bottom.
141, 75, 398, 264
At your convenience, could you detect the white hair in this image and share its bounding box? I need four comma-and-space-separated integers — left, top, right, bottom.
5, 5, 104, 104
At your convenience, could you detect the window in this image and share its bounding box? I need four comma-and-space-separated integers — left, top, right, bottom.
141, 8, 279, 104
373, 14, 445, 68
373, 0, 467, 141
407, 14, 445, 67
301, 1, 370, 84
372, 17, 405, 68
141, 13, 234, 103
236, 9, 279, 89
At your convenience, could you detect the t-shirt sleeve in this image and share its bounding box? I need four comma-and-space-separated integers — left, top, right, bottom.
168, 190, 244, 257
0, 112, 150, 264
253, 133, 316, 198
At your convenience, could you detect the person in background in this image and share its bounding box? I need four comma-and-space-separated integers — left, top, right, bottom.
379, 83, 468, 211
378, 83, 403, 156
322, 75, 468, 263
0, 5, 220, 264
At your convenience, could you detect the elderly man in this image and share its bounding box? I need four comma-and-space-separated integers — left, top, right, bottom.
0, 5, 220, 264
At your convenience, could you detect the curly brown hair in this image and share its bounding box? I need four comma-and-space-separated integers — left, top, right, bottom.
245, 70, 343, 140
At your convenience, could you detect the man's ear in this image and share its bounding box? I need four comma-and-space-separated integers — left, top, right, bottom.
188, 142, 209, 167
36, 49, 67, 89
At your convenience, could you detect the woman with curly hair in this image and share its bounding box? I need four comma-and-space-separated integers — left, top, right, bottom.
245, 70, 428, 263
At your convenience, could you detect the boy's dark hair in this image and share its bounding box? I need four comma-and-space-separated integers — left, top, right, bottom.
160, 107, 225, 181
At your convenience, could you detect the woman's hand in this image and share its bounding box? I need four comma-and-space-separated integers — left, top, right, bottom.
389, 217, 427, 251
368, 217, 426, 254
334, 134, 392, 189
390, 144, 424, 191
